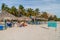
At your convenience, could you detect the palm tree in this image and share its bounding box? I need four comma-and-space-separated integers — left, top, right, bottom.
41, 12, 48, 19
35, 8, 39, 14
1, 3, 5, 10
1, 3, 10, 12
48, 16, 53, 21
5, 6, 10, 12
53, 15, 57, 21
27, 8, 33, 16
11, 6, 17, 16
18, 5, 25, 16
1, 3, 8, 11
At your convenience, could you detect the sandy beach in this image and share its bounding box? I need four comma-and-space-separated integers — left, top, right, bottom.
0, 23, 60, 40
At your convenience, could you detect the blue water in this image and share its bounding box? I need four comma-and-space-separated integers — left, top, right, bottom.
48, 21, 57, 28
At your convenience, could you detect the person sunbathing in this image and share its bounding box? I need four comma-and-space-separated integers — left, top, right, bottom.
23, 22, 27, 27
19, 21, 27, 27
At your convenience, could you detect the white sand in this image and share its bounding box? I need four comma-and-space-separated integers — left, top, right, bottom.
0, 24, 60, 40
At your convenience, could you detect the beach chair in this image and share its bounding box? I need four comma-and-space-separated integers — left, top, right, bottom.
0, 25, 4, 30
7, 22, 12, 27
0, 25, 3, 30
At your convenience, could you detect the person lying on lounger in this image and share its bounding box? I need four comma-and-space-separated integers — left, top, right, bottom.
18, 21, 27, 27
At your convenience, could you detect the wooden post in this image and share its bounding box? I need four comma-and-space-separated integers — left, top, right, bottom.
4, 19, 7, 29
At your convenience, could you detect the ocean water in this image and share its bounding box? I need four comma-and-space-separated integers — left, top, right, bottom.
48, 21, 57, 28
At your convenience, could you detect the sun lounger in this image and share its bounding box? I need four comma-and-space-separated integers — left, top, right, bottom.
7, 22, 12, 27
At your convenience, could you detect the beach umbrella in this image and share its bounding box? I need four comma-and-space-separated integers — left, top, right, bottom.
17, 16, 31, 21
4, 17, 12, 20
17, 17, 25, 21
24, 18, 32, 21
0, 11, 17, 21
36, 17, 48, 21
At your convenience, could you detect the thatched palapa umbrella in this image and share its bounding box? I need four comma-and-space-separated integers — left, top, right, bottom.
17, 16, 32, 21
0, 11, 17, 21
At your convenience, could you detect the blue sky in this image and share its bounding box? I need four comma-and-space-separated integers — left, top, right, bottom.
0, 0, 60, 18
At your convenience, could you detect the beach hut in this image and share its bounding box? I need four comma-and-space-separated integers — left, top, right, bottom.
0, 11, 17, 29
30, 16, 48, 24
0, 11, 17, 21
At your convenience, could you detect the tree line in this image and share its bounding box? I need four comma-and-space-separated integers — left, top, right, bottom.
1, 3, 60, 21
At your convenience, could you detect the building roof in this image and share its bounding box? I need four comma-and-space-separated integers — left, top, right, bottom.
0, 11, 16, 20
17, 16, 32, 21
